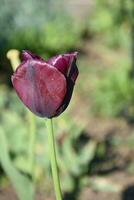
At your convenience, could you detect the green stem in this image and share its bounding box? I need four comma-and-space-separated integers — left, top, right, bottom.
46, 119, 62, 200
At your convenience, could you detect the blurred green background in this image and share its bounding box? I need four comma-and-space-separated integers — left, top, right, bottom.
0, 0, 134, 200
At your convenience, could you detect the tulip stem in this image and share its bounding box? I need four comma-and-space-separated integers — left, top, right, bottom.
46, 119, 62, 200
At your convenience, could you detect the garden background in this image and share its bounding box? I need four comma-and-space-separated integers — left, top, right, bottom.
0, 0, 134, 200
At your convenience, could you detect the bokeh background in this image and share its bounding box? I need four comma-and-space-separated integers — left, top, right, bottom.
0, 0, 134, 200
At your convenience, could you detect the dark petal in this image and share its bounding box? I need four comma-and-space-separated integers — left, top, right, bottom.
47, 55, 68, 75
54, 54, 79, 116
71, 67, 79, 82
12, 60, 67, 118
47, 52, 78, 77
21, 50, 45, 62
68, 57, 79, 83
55, 64, 79, 116
55, 78, 74, 116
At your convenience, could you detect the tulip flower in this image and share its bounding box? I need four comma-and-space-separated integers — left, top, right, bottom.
11, 50, 78, 118
11, 50, 79, 200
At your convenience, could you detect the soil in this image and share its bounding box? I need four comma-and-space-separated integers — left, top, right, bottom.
1, 171, 134, 200
80, 171, 134, 200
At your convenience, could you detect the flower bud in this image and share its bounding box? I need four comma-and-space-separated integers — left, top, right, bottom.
12, 50, 78, 118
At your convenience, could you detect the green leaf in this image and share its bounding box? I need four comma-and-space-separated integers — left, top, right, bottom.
0, 127, 34, 200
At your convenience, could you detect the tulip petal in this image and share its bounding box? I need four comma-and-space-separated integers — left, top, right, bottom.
47, 52, 78, 79
67, 58, 79, 83
55, 53, 79, 115
12, 60, 67, 118
21, 50, 45, 62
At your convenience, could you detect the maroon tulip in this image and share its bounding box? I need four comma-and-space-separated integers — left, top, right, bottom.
11, 50, 78, 118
